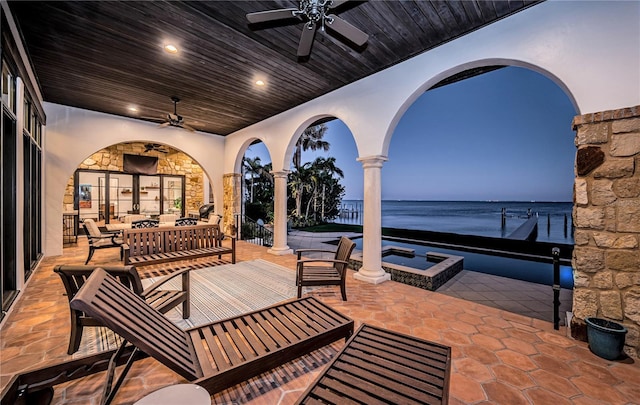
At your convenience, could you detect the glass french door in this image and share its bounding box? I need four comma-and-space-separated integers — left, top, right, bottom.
163, 176, 185, 216
76, 170, 184, 223
137, 175, 161, 217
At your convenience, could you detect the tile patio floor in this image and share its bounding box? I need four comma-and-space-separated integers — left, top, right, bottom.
1, 237, 639, 404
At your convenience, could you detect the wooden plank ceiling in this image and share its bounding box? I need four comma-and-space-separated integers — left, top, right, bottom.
9, 1, 541, 136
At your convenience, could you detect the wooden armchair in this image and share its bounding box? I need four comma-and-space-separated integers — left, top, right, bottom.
54, 264, 190, 355
81, 218, 123, 264
131, 219, 159, 228
175, 217, 198, 226
296, 236, 356, 301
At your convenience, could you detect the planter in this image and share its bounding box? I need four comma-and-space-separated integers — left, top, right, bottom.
585, 317, 627, 360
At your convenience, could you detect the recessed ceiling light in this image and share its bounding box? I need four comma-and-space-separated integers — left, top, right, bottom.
128, 106, 138, 113
255, 80, 265, 86
164, 44, 178, 54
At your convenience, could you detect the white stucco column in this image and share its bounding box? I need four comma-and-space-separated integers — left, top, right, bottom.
354, 155, 391, 284
268, 171, 293, 255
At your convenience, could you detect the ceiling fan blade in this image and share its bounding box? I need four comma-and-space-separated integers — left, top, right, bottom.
330, 0, 351, 9
158, 122, 171, 129
181, 124, 196, 132
247, 8, 298, 24
297, 22, 316, 57
326, 14, 368, 46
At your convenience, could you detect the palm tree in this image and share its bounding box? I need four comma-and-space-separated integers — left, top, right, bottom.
304, 157, 344, 220
242, 156, 263, 203
293, 124, 329, 170
289, 164, 314, 218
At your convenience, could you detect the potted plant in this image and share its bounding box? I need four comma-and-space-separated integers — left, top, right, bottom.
585, 317, 627, 360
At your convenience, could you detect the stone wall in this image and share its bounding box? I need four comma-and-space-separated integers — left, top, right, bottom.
63, 142, 206, 214
572, 105, 640, 358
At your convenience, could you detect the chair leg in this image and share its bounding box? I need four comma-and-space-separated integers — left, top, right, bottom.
340, 285, 347, 301
120, 246, 123, 261
85, 247, 95, 265
68, 320, 83, 355
297, 284, 303, 299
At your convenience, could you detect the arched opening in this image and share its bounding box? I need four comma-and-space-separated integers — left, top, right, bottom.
287, 118, 360, 229
62, 141, 215, 237
239, 139, 274, 246
381, 65, 578, 321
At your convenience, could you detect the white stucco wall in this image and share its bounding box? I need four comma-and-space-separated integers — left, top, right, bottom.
224, 0, 640, 172
44, 103, 226, 256
42, 0, 639, 257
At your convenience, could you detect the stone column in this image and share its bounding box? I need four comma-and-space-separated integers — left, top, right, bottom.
572, 105, 640, 359
268, 171, 293, 255
353, 155, 391, 284
222, 173, 242, 236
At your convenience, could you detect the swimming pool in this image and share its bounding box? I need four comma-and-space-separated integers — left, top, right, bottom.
346, 236, 574, 289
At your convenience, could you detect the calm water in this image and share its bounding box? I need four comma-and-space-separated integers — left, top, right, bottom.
335, 200, 573, 244
333, 200, 574, 287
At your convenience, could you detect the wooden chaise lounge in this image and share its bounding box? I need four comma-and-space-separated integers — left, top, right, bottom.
296, 324, 452, 404
68, 268, 354, 404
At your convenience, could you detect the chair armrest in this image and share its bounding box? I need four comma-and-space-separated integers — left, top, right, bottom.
297, 259, 349, 267
296, 248, 337, 259
141, 268, 191, 296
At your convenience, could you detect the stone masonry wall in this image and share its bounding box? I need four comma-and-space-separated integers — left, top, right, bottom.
63, 142, 206, 214
572, 105, 640, 358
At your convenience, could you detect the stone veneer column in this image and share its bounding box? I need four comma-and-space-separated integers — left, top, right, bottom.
222, 173, 242, 236
354, 155, 391, 284
268, 171, 293, 255
572, 105, 640, 358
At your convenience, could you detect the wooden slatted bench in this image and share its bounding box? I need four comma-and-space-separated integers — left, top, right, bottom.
123, 223, 235, 266
296, 324, 452, 405
67, 268, 354, 404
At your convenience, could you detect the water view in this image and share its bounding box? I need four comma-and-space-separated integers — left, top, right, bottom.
331, 200, 574, 288
335, 200, 574, 245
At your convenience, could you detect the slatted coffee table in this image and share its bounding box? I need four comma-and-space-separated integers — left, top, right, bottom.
296, 324, 451, 404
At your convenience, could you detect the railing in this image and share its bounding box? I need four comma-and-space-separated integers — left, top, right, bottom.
235, 215, 273, 247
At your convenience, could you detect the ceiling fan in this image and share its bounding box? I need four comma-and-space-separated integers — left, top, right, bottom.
146, 96, 196, 132
143, 143, 169, 153
247, 0, 368, 58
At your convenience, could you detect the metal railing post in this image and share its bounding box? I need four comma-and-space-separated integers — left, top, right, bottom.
552, 247, 561, 330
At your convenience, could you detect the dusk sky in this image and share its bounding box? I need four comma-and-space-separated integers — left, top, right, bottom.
245, 66, 578, 202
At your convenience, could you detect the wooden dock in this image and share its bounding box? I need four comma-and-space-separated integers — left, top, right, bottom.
507, 217, 538, 241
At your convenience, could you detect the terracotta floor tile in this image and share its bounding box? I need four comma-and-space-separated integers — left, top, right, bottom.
471, 334, 505, 351
570, 376, 627, 403
530, 369, 580, 397
476, 324, 509, 339
535, 341, 579, 362
571, 361, 622, 385
525, 387, 574, 405
502, 337, 539, 356
531, 354, 577, 378
449, 373, 487, 403
482, 381, 529, 405
454, 358, 493, 382
463, 345, 500, 366
495, 349, 538, 371
490, 364, 535, 389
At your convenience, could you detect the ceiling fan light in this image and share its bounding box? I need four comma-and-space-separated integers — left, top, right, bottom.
255, 80, 265, 86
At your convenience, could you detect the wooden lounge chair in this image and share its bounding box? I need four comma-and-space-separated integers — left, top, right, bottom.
296, 236, 356, 301
81, 218, 123, 264
54, 264, 190, 355
69, 269, 353, 405
296, 324, 452, 404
